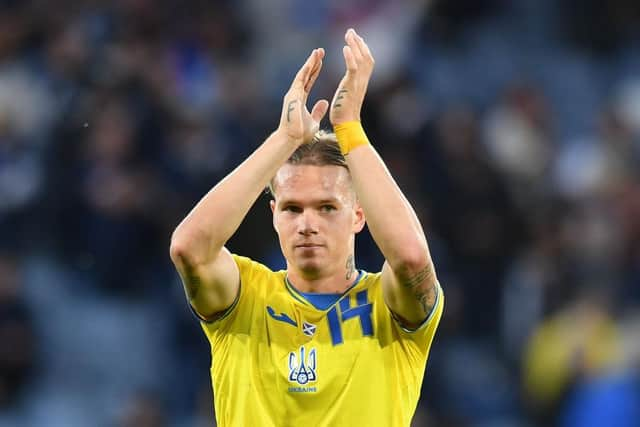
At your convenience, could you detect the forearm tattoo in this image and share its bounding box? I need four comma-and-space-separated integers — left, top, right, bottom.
345, 255, 355, 280
287, 100, 298, 122
401, 265, 437, 315
334, 89, 347, 108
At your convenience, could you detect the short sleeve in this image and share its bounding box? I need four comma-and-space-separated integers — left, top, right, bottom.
391, 282, 445, 354
199, 254, 262, 347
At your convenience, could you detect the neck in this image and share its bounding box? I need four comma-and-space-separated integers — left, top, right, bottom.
287, 255, 358, 293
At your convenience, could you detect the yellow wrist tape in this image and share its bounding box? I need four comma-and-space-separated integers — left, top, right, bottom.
333, 121, 370, 155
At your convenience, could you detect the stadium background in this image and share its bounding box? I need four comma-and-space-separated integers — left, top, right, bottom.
1, 0, 639, 425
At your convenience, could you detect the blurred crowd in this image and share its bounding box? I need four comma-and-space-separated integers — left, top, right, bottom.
1, 0, 640, 426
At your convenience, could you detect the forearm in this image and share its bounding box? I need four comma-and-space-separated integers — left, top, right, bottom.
171, 129, 297, 262
169, 48, 326, 317
348, 141, 438, 325
346, 144, 433, 274
329, 30, 437, 325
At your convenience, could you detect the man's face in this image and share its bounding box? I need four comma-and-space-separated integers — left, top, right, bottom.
271, 164, 365, 279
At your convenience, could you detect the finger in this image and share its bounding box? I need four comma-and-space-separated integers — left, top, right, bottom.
310, 99, 329, 123
305, 49, 321, 80
304, 48, 324, 90
311, 47, 325, 67
352, 31, 374, 67
343, 45, 358, 74
299, 48, 323, 93
345, 29, 364, 63
292, 49, 318, 90
304, 54, 322, 96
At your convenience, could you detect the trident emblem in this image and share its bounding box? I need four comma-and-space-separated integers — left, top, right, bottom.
288, 346, 317, 385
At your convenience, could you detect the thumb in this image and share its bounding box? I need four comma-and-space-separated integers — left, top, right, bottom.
311, 99, 329, 123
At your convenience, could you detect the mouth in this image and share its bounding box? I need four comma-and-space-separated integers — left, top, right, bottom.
295, 243, 324, 249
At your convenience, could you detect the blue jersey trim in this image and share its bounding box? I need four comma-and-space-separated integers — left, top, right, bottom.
285, 270, 365, 310
285, 282, 308, 305
299, 292, 342, 310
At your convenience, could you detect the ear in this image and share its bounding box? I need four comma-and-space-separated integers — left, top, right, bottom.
352, 202, 366, 234
270, 199, 279, 232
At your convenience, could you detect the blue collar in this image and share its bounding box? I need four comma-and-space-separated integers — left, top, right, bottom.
286, 270, 365, 310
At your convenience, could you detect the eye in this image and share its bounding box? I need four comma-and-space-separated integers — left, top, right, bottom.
320, 205, 336, 212
283, 205, 302, 213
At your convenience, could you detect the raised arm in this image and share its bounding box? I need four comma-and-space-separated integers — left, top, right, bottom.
330, 29, 437, 328
170, 49, 329, 320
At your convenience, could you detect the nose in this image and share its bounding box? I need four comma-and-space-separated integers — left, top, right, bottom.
297, 210, 318, 236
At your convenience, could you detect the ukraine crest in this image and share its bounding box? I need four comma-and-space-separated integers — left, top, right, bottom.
288, 346, 317, 386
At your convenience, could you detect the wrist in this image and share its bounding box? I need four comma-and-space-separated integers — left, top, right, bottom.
272, 127, 303, 147
333, 121, 370, 155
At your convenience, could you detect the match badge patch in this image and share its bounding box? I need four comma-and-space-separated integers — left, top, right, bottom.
302, 321, 316, 337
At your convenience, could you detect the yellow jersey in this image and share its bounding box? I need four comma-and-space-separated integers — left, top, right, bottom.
199, 255, 444, 427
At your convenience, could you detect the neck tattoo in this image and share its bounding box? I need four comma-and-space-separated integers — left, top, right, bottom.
345, 255, 355, 280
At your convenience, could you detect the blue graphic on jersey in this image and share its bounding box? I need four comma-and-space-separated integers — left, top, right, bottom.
289, 346, 317, 385
340, 290, 374, 335
327, 307, 343, 344
327, 289, 373, 345
267, 306, 297, 327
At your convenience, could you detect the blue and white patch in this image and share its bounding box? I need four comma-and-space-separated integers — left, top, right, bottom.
288, 346, 317, 392
302, 321, 316, 337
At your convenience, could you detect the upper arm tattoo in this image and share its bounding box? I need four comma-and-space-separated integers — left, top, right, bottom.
400, 265, 437, 315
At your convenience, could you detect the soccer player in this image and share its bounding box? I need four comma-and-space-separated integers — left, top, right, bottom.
170, 29, 443, 426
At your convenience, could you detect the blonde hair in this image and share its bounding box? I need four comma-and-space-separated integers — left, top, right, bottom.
267, 130, 349, 196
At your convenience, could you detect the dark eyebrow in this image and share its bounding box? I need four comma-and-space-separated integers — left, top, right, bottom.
277, 198, 301, 206
277, 197, 340, 207
317, 198, 340, 204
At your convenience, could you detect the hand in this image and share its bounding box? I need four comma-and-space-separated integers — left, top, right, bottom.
278, 48, 330, 145
330, 29, 375, 125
